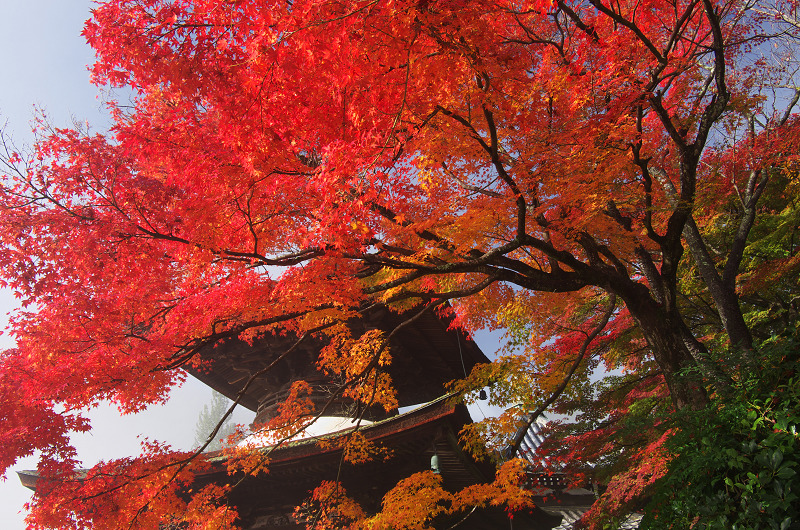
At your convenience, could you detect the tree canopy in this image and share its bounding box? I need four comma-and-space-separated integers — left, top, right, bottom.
1, 0, 799, 528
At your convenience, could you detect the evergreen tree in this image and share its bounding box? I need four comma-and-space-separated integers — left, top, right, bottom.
193, 390, 236, 452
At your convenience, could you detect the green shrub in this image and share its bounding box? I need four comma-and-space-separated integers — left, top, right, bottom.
643, 342, 800, 530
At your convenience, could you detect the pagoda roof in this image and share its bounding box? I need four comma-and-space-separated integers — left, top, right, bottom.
20, 397, 563, 528
194, 396, 563, 529
185, 306, 491, 421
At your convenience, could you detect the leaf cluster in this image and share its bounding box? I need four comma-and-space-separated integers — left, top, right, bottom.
643, 340, 800, 530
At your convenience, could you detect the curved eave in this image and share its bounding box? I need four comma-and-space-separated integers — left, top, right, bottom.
185, 307, 490, 413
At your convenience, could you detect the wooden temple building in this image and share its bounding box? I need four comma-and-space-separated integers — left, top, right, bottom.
20, 307, 605, 529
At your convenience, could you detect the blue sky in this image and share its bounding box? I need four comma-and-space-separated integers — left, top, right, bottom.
0, 3, 252, 528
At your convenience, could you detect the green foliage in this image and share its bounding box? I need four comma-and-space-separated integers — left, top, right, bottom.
643, 341, 800, 530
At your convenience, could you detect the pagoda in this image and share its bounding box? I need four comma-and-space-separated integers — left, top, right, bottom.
182, 305, 562, 529
19, 306, 602, 529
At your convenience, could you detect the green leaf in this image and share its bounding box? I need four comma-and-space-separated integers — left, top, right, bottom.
772, 449, 784, 469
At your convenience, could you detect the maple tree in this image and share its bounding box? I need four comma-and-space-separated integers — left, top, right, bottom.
1, 0, 800, 528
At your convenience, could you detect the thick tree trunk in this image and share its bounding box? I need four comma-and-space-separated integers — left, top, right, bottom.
682, 217, 754, 354
619, 287, 709, 410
